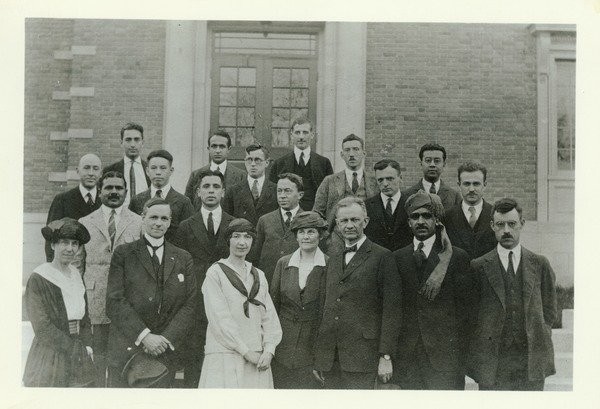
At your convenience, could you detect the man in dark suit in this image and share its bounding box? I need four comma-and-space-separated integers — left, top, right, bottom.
129, 149, 194, 243
222, 143, 278, 226
254, 173, 304, 283
391, 190, 472, 390
45, 153, 103, 261
404, 143, 461, 213
469, 198, 557, 391
103, 122, 151, 205
444, 162, 496, 260
185, 130, 246, 211
364, 159, 412, 252
268, 117, 333, 211
106, 197, 197, 388
173, 169, 234, 388
313, 196, 401, 389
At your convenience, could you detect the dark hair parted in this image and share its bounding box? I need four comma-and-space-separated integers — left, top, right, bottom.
196, 169, 226, 190
245, 143, 270, 159
142, 197, 172, 216
419, 143, 447, 161
120, 122, 144, 140
373, 159, 402, 176
98, 170, 127, 190
277, 172, 304, 192
457, 161, 487, 183
341, 133, 364, 149
290, 116, 313, 133
147, 149, 174, 166
491, 198, 523, 218
208, 130, 232, 148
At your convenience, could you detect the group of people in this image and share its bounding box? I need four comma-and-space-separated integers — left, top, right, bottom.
24, 118, 557, 391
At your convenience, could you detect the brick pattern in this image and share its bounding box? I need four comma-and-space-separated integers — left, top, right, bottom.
365, 23, 538, 219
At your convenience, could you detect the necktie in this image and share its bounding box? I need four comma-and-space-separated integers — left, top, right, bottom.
144, 238, 164, 314
507, 251, 515, 275
108, 209, 116, 249
129, 160, 137, 200
468, 206, 477, 228
251, 179, 260, 201
215, 165, 221, 174
385, 197, 394, 218
86, 192, 94, 206
351, 172, 359, 194
299, 152, 305, 167
207, 211, 215, 236
414, 241, 426, 269
343, 244, 358, 268
156, 189, 162, 198
284, 211, 292, 228
429, 182, 436, 194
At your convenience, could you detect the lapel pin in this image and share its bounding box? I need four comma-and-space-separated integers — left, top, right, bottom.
178, 274, 184, 282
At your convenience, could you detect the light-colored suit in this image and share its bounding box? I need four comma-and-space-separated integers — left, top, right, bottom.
79, 207, 143, 324
312, 170, 378, 222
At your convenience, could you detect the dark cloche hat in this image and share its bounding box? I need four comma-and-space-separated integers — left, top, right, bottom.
290, 211, 328, 233
225, 218, 257, 239
41, 218, 90, 245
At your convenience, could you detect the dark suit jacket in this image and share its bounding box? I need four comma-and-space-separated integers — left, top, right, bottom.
185, 164, 246, 211
404, 180, 462, 214
254, 209, 301, 284
103, 158, 151, 187
45, 186, 101, 261
392, 241, 472, 372
221, 179, 278, 226
268, 151, 333, 210
270, 253, 328, 369
443, 201, 496, 260
468, 247, 557, 385
364, 194, 412, 252
313, 238, 402, 373
106, 239, 197, 370
129, 188, 194, 243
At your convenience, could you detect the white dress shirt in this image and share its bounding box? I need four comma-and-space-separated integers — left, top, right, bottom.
201, 206, 223, 232
123, 156, 148, 196
462, 200, 483, 223
344, 166, 365, 188
288, 247, 327, 289
497, 243, 522, 272
144, 233, 165, 263
294, 146, 311, 165
210, 160, 228, 174
151, 183, 171, 198
413, 234, 436, 258
247, 174, 265, 196
280, 205, 300, 222
421, 178, 440, 194
344, 234, 367, 265
79, 184, 98, 203
101, 204, 124, 229
380, 190, 402, 214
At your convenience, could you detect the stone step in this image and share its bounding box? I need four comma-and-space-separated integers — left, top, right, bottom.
552, 328, 573, 353
545, 376, 572, 391
561, 309, 573, 330
554, 352, 573, 378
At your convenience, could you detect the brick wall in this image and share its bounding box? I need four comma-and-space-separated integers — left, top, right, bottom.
365, 23, 538, 219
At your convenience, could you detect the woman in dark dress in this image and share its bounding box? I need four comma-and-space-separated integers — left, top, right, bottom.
269, 211, 329, 389
23, 218, 95, 387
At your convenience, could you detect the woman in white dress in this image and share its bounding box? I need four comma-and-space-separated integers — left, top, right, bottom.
199, 218, 282, 388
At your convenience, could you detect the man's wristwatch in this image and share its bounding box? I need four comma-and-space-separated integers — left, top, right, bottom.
380, 354, 391, 361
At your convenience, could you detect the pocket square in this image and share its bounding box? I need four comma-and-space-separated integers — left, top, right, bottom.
178, 274, 184, 282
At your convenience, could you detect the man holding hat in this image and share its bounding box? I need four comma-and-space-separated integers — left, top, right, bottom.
106, 197, 197, 387
391, 190, 472, 390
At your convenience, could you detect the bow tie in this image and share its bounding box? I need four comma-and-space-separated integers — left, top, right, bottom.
343, 245, 358, 254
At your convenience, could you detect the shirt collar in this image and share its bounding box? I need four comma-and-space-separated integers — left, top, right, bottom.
345, 234, 367, 250
79, 184, 97, 201
294, 146, 311, 163
288, 247, 327, 268
247, 174, 265, 186
101, 204, 124, 217
210, 160, 227, 172
421, 178, 440, 192
280, 205, 300, 219
380, 190, 401, 205
124, 155, 142, 164
462, 200, 483, 213
413, 233, 436, 257
143, 233, 165, 247
497, 243, 522, 263
151, 184, 171, 198
201, 205, 222, 219
345, 166, 365, 181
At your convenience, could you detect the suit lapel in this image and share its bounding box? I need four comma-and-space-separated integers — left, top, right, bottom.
421, 243, 441, 283
255, 181, 273, 211
190, 212, 209, 245
115, 208, 135, 243
284, 265, 303, 308
135, 239, 156, 281
340, 239, 371, 281
89, 210, 111, 242
521, 248, 536, 313
334, 172, 346, 199
364, 172, 378, 198
162, 242, 176, 283
483, 252, 507, 310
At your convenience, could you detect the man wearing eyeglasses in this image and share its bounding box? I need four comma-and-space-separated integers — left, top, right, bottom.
222, 144, 278, 226
403, 143, 461, 214
468, 198, 557, 391
390, 190, 472, 390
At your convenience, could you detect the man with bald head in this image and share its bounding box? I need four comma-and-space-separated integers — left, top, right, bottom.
45, 153, 103, 261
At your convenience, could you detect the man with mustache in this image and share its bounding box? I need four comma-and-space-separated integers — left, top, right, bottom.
173, 169, 234, 387
444, 162, 496, 260
390, 190, 471, 390
129, 150, 194, 243
78, 171, 143, 386
45, 153, 103, 261
404, 143, 461, 214
268, 117, 333, 211
103, 122, 151, 206
468, 198, 557, 391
